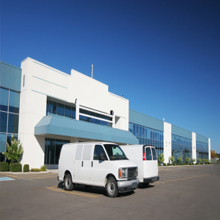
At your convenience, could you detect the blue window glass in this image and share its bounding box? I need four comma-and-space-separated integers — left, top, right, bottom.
0, 133, 7, 152
57, 104, 64, 116
51, 102, 57, 114
55, 140, 63, 164
9, 90, 20, 113
146, 147, 152, 160
0, 87, 9, 112
8, 114, 19, 133
0, 112, 7, 132
64, 106, 71, 118
71, 107, 76, 119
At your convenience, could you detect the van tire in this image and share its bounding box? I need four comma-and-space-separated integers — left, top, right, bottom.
64, 174, 74, 191
106, 177, 118, 198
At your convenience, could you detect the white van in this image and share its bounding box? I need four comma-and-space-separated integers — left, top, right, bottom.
58, 142, 139, 197
120, 145, 159, 186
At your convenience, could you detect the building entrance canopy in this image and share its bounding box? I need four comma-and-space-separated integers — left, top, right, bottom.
35, 115, 138, 145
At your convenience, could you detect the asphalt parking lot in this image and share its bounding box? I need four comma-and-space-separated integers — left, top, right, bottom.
0, 164, 220, 220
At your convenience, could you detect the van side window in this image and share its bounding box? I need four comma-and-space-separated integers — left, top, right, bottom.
151, 148, 157, 160
82, 145, 92, 160
93, 145, 107, 160
146, 147, 152, 160
75, 145, 83, 160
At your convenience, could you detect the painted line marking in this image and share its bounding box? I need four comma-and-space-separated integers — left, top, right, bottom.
47, 186, 102, 198
0, 177, 15, 181
1, 173, 57, 180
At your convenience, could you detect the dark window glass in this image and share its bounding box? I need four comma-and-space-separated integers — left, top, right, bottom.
57, 104, 64, 116
0, 87, 9, 112
152, 148, 157, 160
48, 139, 55, 164
64, 106, 71, 118
71, 107, 76, 119
9, 90, 20, 113
45, 138, 48, 164
0, 112, 7, 132
55, 140, 63, 164
51, 102, 57, 114
8, 114, 19, 133
146, 147, 152, 160
93, 145, 106, 160
0, 133, 7, 153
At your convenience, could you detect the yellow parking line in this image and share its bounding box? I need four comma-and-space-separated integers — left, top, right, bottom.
47, 186, 102, 198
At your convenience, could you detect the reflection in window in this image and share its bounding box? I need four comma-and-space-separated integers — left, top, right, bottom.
0, 112, 7, 132
172, 135, 192, 163
129, 122, 163, 156
9, 90, 20, 113
0, 88, 9, 112
146, 148, 152, 160
0, 133, 7, 152
45, 138, 70, 165
46, 100, 75, 119
8, 114, 19, 133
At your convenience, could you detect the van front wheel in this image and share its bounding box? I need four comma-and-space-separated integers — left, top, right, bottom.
106, 177, 118, 198
64, 174, 74, 191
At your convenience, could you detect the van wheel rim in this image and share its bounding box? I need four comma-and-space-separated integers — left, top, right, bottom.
109, 182, 115, 193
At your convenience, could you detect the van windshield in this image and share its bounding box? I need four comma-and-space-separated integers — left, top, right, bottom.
103, 144, 128, 160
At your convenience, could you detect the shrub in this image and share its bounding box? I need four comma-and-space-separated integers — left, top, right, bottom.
23, 164, 29, 172
41, 166, 47, 171
0, 162, 9, 171
163, 163, 167, 166
177, 156, 182, 164
10, 163, 22, 172
3, 137, 23, 163
31, 168, 41, 172
158, 153, 164, 164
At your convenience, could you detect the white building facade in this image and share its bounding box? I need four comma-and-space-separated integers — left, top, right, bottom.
0, 58, 211, 169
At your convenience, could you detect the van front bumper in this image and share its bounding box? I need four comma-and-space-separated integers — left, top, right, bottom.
143, 176, 159, 183
117, 178, 139, 193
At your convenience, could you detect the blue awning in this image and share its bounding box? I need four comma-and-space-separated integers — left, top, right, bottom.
34, 115, 138, 145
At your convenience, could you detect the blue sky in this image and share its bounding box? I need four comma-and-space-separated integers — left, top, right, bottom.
1, 0, 220, 152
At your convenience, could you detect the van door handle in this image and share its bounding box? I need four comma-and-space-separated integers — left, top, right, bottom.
91, 161, 93, 167
82, 161, 83, 167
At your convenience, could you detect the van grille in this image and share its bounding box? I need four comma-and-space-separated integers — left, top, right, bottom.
128, 167, 137, 179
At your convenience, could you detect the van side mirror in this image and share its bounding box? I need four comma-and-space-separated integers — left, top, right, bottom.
100, 153, 107, 161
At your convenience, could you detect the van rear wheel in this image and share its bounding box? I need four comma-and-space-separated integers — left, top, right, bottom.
106, 177, 118, 198
64, 174, 74, 191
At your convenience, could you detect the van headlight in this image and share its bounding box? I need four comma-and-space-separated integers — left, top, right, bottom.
135, 167, 138, 177
119, 168, 128, 179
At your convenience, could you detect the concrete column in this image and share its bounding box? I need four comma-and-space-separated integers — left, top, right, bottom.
75, 99, 79, 120
163, 122, 171, 164
208, 138, 211, 161
192, 132, 196, 163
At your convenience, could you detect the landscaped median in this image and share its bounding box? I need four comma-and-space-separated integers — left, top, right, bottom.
0, 162, 47, 173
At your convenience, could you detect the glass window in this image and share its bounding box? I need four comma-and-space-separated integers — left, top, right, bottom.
104, 144, 127, 160
93, 145, 106, 160
9, 90, 20, 113
0, 87, 9, 112
71, 107, 76, 119
51, 102, 57, 114
48, 139, 55, 164
57, 104, 64, 116
8, 114, 19, 133
55, 140, 63, 164
0, 112, 7, 132
0, 133, 6, 153
64, 106, 71, 118
146, 147, 152, 160
152, 147, 157, 160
